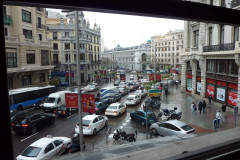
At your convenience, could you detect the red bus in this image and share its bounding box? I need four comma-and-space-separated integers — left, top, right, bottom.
119, 70, 126, 81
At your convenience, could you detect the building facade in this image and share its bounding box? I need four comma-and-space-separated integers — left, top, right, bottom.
151, 30, 183, 73
102, 42, 151, 72
46, 11, 101, 84
4, 6, 53, 89
181, 0, 240, 107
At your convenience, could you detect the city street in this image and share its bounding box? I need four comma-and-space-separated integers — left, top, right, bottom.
11, 73, 240, 159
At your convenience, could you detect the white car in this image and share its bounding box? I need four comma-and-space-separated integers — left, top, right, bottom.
16, 135, 72, 160
130, 75, 134, 80
105, 103, 127, 116
82, 83, 99, 92
125, 95, 141, 106
75, 115, 108, 135
134, 90, 147, 98
118, 82, 127, 88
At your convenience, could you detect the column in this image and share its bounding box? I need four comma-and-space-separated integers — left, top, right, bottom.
235, 54, 240, 107
181, 60, 187, 92
191, 60, 197, 95
199, 58, 206, 98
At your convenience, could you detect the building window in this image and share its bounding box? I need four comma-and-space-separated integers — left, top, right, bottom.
220, 0, 225, 7
8, 78, 13, 89
53, 54, 58, 65
65, 54, 70, 63
6, 52, 17, 68
74, 43, 76, 49
41, 50, 49, 66
172, 47, 174, 51
3, 6, 6, 16
39, 73, 46, 83
4, 28, 8, 36
22, 10, 31, 23
65, 32, 69, 37
172, 59, 174, 63
210, 0, 213, 5
187, 61, 191, 71
65, 43, 70, 50
220, 25, 224, 45
217, 60, 226, 73
53, 32, 57, 39
37, 17, 41, 28
209, 27, 213, 46
177, 53, 179, 56
229, 60, 238, 75
168, 59, 170, 62
193, 30, 199, 47
22, 75, 32, 86
27, 53, 35, 64
207, 60, 216, 72
38, 34, 42, 41
53, 43, 58, 50
176, 59, 179, 63
234, 26, 239, 42
23, 29, 32, 39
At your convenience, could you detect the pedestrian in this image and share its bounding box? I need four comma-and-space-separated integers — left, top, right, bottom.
190, 102, 197, 114
216, 110, 224, 126
221, 103, 227, 117
202, 100, 206, 113
198, 101, 203, 114
165, 87, 168, 98
208, 95, 212, 105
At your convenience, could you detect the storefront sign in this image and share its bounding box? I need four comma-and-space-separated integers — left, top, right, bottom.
207, 79, 215, 84
217, 87, 225, 102
197, 77, 201, 81
197, 82, 201, 93
228, 91, 237, 106
217, 81, 226, 87
229, 83, 238, 89
82, 94, 95, 113
207, 85, 214, 97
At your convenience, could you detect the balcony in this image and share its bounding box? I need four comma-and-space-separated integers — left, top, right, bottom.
203, 43, 235, 52
4, 15, 12, 25
231, 0, 240, 8
36, 23, 47, 30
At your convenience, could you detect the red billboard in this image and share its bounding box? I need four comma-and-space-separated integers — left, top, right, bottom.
82, 94, 95, 113
207, 85, 214, 97
65, 93, 78, 109
149, 74, 161, 81
228, 91, 237, 106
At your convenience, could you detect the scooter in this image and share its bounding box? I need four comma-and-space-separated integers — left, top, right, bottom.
113, 129, 136, 142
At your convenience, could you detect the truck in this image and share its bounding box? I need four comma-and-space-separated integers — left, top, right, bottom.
43, 90, 73, 112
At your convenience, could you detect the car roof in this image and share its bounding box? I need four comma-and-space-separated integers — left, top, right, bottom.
83, 115, 99, 120
14, 111, 41, 119
30, 137, 67, 148
109, 103, 121, 106
127, 95, 136, 97
164, 120, 187, 127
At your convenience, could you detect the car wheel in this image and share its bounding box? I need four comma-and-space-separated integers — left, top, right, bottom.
50, 118, 55, 125
93, 128, 97, 135
151, 128, 158, 135
105, 121, 108, 127
31, 127, 38, 134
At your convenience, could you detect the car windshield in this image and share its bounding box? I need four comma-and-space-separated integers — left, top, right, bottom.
82, 120, 91, 126
128, 83, 133, 86
45, 97, 56, 103
147, 113, 156, 118
108, 105, 118, 109
127, 97, 134, 100
21, 146, 42, 157
181, 125, 193, 131
88, 84, 95, 88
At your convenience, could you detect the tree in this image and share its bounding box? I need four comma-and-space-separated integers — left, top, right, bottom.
101, 57, 113, 69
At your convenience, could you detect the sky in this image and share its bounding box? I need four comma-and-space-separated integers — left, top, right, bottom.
47, 9, 184, 50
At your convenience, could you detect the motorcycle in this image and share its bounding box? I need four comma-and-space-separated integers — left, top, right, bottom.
113, 129, 136, 142
158, 107, 182, 120
145, 98, 161, 109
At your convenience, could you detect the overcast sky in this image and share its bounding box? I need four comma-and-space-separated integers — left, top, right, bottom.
47, 9, 184, 50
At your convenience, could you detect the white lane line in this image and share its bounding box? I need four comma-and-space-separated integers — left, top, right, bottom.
122, 123, 127, 126
126, 120, 130, 123
66, 113, 76, 119
21, 132, 38, 142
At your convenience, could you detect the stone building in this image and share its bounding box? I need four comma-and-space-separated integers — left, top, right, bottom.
4, 6, 53, 89
181, 0, 240, 107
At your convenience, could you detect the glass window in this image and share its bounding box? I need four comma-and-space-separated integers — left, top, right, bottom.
65, 32, 69, 37
65, 43, 70, 50
44, 143, 54, 154
21, 146, 41, 157
22, 75, 32, 86
217, 60, 226, 73
193, 30, 199, 47
53, 43, 58, 50
220, 25, 224, 45
234, 26, 239, 42
30, 114, 41, 121
93, 118, 98, 123
4, 28, 8, 36
53, 140, 63, 147
41, 50, 49, 66
207, 60, 216, 72
6, 52, 17, 68
38, 34, 42, 41
209, 27, 213, 46
22, 10, 31, 23
27, 53, 35, 64
39, 73, 45, 83
23, 29, 32, 39
53, 32, 57, 39
8, 78, 13, 89
229, 60, 238, 75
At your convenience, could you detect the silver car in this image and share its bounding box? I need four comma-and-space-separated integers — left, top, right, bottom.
150, 120, 195, 136
125, 95, 141, 106
133, 90, 147, 98
82, 83, 99, 92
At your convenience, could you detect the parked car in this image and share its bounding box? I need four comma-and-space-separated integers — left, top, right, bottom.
134, 90, 147, 98
16, 135, 72, 160
82, 83, 99, 92
118, 87, 129, 96
125, 95, 141, 106
95, 102, 109, 114
130, 110, 158, 126
105, 103, 127, 116
114, 80, 120, 86
33, 97, 48, 109
75, 115, 108, 135
126, 81, 138, 91
11, 111, 56, 134
150, 120, 196, 136
130, 75, 134, 80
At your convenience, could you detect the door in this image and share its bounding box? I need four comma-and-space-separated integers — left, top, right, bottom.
97, 116, 105, 130
44, 142, 56, 159
30, 114, 43, 129
53, 140, 64, 155
92, 117, 99, 131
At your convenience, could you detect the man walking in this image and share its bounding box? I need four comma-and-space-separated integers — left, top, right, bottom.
190, 102, 197, 115
202, 100, 206, 113
208, 95, 213, 105
165, 87, 168, 98
221, 103, 227, 117
216, 111, 224, 126
198, 101, 203, 114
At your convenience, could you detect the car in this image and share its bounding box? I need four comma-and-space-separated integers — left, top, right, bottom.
95, 102, 109, 114
131, 71, 137, 73
82, 83, 99, 92
118, 87, 129, 96
75, 115, 108, 135
54, 104, 77, 117
135, 80, 142, 87
118, 82, 127, 88
150, 120, 196, 136
130, 75, 134, 80
126, 81, 138, 91
11, 112, 55, 134
130, 110, 158, 126
34, 97, 48, 109
133, 90, 147, 98
114, 80, 120, 86
125, 95, 141, 106
105, 103, 127, 116
16, 135, 72, 160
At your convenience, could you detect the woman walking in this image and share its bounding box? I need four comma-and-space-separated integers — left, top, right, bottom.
190, 102, 197, 114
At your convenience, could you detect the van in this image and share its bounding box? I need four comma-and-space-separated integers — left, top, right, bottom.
43, 90, 73, 112
100, 87, 121, 104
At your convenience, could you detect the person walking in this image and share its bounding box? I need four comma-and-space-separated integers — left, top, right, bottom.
202, 100, 206, 113
198, 101, 203, 114
216, 110, 224, 127
221, 103, 227, 117
208, 95, 213, 105
190, 102, 197, 114
165, 87, 168, 98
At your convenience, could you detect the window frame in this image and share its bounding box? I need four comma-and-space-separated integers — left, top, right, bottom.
22, 10, 31, 23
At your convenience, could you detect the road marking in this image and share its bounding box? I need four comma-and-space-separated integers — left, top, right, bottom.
122, 123, 127, 126
21, 132, 38, 142
126, 120, 130, 123
66, 113, 76, 119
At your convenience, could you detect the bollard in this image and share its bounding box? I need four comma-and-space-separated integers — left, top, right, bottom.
135, 130, 138, 139
92, 140, 95, 149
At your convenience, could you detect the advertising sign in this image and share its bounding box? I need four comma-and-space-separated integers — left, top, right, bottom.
228, 91, 237, 106
82, 94, 95, 113
197, 82, 201, 93
186, 78, 192, 93
65, 93, 78, 109
148, 89, 162, 97
207, 85, 214, 97
216, 88, 225, 102
149, 74, 161, 81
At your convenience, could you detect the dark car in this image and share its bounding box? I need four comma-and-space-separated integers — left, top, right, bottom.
118, 87, 129, 96
11, 111, 56, 134
54, 104, 77, 117
114, 80, 120, 86
95, 102, 109, 114
130, 110, 157, 126
33, 97, 48, 109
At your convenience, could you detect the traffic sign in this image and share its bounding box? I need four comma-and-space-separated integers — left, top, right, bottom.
148, 89, 162, 97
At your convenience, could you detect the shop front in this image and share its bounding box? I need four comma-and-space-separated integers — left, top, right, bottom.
228, 83, 238, 106
186, 74, 192, 93
216, 80, 226, 103
196, 76, 201, 94
206, 78, 215, 99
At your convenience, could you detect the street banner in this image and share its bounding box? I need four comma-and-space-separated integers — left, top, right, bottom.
82, 94, 95, 113
228, 91, 237, 106
65, 93, 78, 109
149, 74, 161, 81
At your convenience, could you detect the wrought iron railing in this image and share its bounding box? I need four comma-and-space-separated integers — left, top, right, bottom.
203, 43, 235, 52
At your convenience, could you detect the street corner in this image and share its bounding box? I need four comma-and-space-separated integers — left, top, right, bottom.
187, 123, 214, 135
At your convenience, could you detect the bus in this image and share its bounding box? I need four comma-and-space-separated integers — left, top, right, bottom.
9, 85, 56, 111
119, 70, 126, 81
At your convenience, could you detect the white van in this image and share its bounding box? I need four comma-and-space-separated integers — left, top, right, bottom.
43, 90, 73, 112
100, 87, 121, 104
